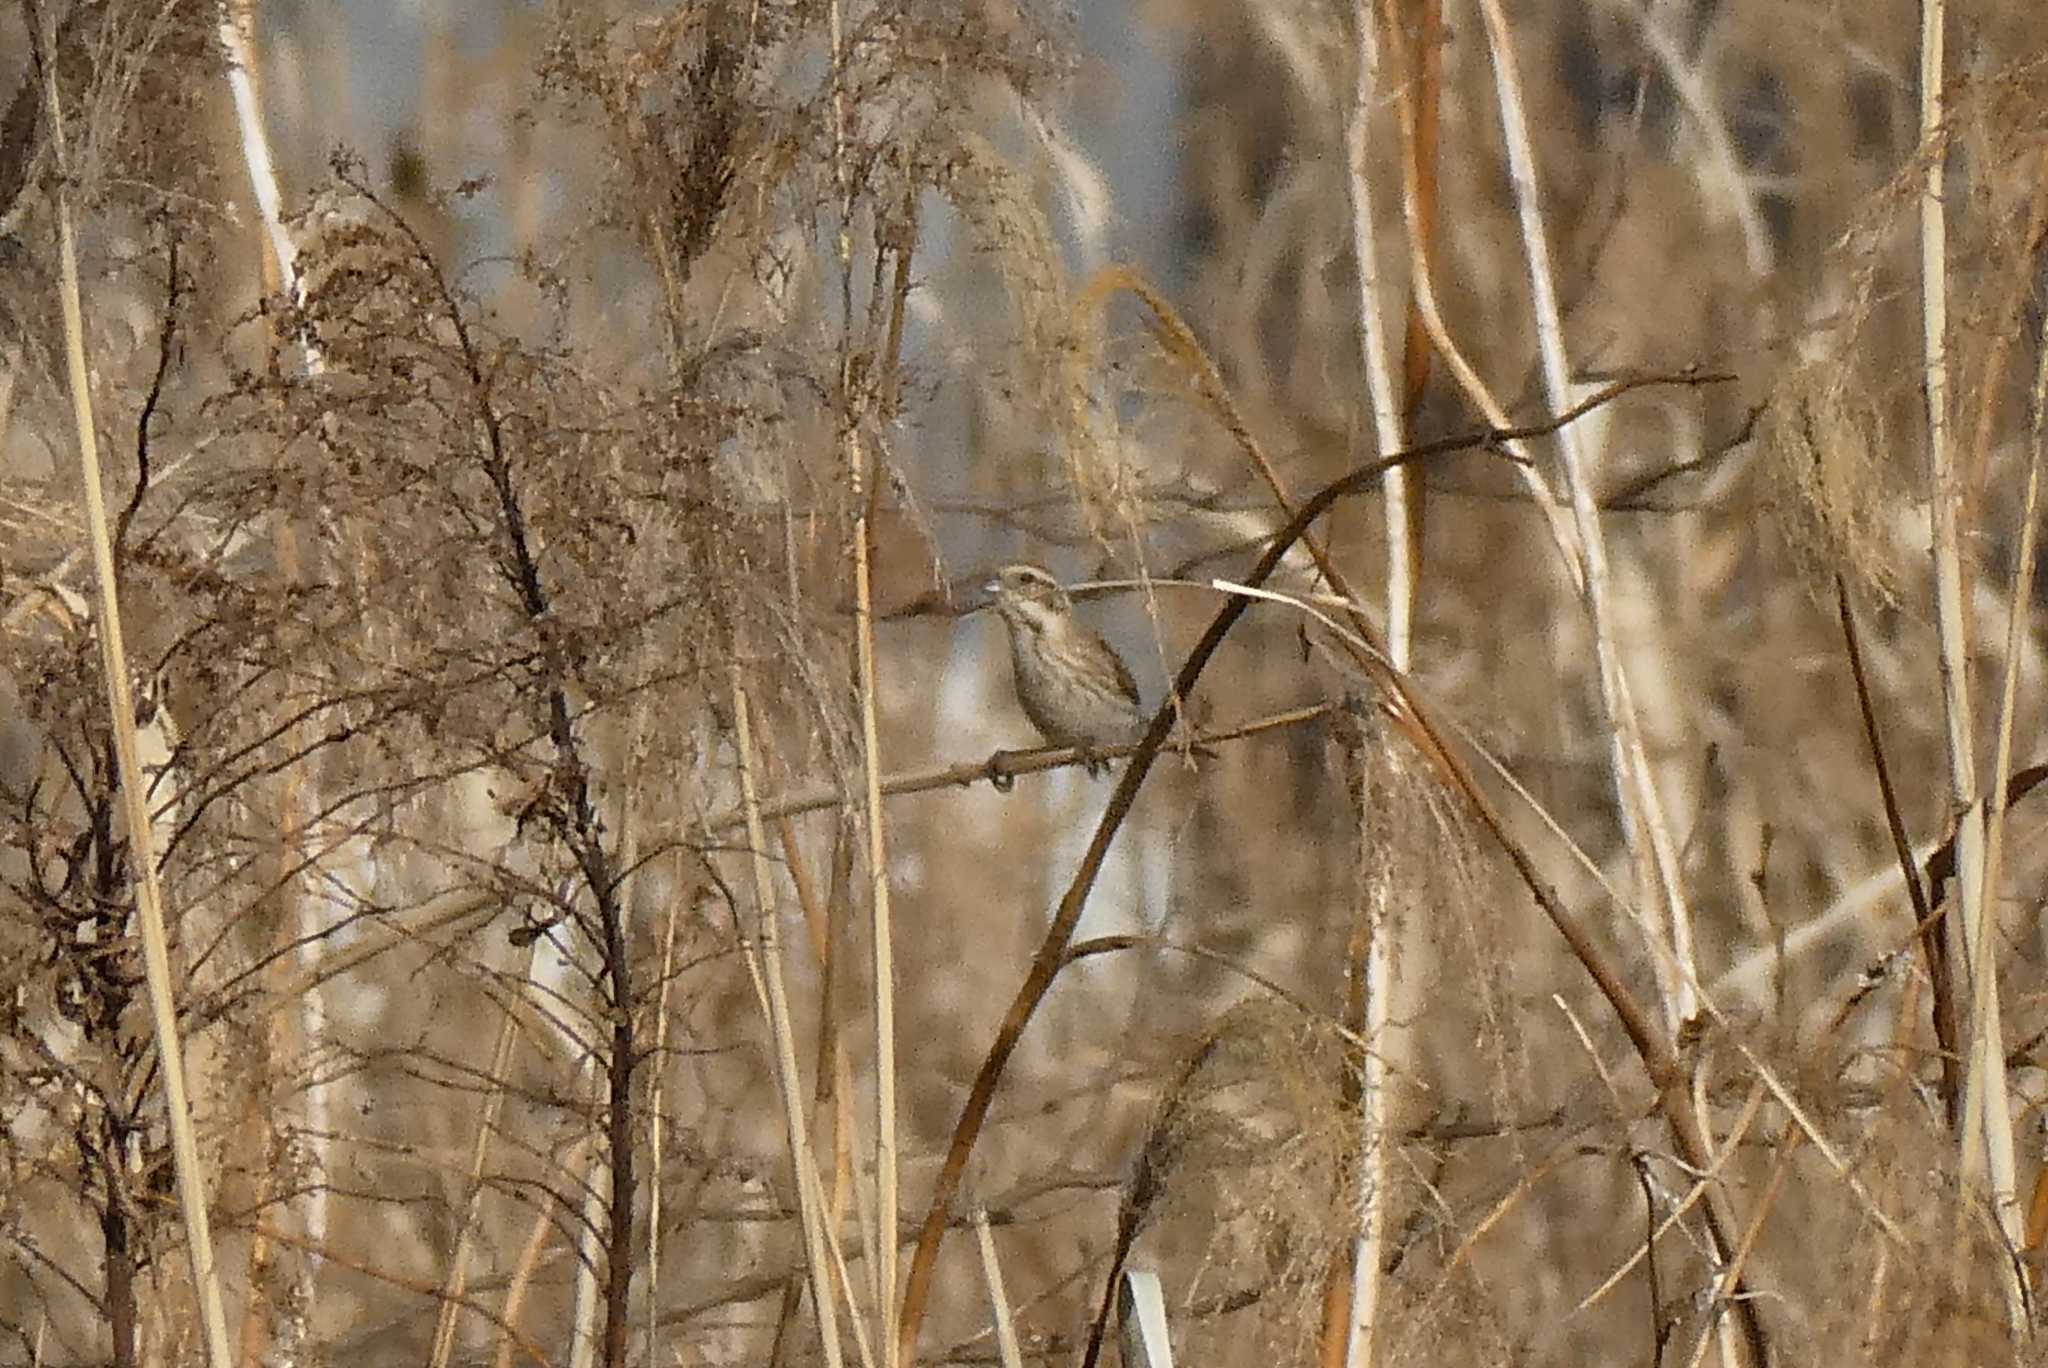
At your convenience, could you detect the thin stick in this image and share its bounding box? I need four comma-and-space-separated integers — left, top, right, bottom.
33, 15, 233, 1367
721, 704, 1333, 830
1834, 577, 1956, 1125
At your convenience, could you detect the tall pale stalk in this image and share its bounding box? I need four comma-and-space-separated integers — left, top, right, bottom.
1338, 5, 1411, 1365
824, 0, 899, 1345
734, 675, 849, 1368
1471, 0, 1701, 1036
41, 20, 234, 1367
1920, 0, 2023, 1327
217, 13, 335, 1345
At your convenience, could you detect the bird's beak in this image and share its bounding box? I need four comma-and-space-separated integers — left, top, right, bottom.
982, 579, 1000, 596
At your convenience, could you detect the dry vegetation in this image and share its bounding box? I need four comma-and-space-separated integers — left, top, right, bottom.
4, 1, 2048, 1365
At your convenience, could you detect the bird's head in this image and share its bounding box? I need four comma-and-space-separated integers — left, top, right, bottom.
986, 563, 1073, 631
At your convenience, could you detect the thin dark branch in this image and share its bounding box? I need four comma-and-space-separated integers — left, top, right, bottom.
1600, 402, 1765, 511
721, 702, 1330, 830
117, 227, 180, 558
1835, 573, 1955, 1130
896, 367, 1736, 1365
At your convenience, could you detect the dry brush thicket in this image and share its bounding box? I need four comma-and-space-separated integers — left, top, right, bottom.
2, 1, 2048, 1366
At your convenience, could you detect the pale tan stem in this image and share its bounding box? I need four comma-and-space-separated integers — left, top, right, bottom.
41, 19, 234, 1367
735, 674, 848, 1368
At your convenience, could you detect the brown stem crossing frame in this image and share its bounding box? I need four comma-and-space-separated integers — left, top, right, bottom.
892, 368, 1741, 1366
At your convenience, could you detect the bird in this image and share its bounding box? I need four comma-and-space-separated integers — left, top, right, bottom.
986, 563, 1146, 768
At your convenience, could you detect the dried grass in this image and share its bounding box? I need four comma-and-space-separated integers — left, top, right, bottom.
7, 3, 2048, 1367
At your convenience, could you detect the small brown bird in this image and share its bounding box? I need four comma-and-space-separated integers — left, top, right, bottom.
986, 563, 1144, 761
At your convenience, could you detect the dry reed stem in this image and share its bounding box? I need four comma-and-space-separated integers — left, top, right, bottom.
773, 804, 883, 1343
34, 15, 235, 1366
770, 808, 853, 1220
1378, 0, 1720, 1027
1474, 0, 1703, 1041
244, 1220, 552, 1368
1391, 14, 1752, 1344
970, 1210, 1025, 1368
1344, 0, 1413, 666
1962, 204, 2048, 1316
641, 883, 687, 1366
427, 986, 527, 1368
734, 673, 851, 1368
495, 1148, 573, 1368
848, 435, 900, 1359
1338, 7, 1414, 1364
1389, 0, 1444, 425
1919, 0, 2025, 1329
817, 0, 900, 1347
